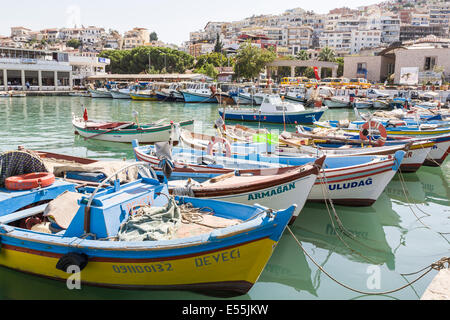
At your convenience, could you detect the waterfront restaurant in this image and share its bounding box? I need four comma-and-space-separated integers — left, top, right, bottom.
0, 47, 72, 91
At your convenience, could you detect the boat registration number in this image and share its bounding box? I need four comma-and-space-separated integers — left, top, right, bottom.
112, 263, 173, 274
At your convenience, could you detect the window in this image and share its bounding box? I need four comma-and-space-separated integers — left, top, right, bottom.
424, 57, 436, 71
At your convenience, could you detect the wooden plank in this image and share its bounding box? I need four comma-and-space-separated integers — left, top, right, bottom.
0, 204, 48, 224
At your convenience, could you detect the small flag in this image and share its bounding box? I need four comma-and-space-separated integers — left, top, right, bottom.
83, 108, 88, 122
314, 67, 321, 81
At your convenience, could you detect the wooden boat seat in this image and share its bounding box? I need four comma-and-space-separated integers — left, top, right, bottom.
174, 214, 241, 239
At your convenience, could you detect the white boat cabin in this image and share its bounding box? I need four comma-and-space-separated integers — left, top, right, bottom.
260, 95, 306, 113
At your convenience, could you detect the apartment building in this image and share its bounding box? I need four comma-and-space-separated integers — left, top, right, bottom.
123, 28, 150, 49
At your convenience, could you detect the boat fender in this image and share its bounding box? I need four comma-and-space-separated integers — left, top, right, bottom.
207, 137, 232, 158
359, 121, 387, 147
56, 252, 88, 273
5, 172, 55, 191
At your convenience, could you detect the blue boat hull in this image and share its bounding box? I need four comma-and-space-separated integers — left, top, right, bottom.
181, 92, 216, 103
219, 110, 325, 125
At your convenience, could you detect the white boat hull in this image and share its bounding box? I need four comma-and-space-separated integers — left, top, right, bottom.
89, 89, 112, 98
323, 98, 349, 108
308, 158, 399, 205
110, 90, 131, 99
181, 174, 317, 221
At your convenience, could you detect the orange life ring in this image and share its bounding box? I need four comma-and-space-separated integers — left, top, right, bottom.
359, 121, 387, 147
5, 172, 55, 191
207, 137, 232, 157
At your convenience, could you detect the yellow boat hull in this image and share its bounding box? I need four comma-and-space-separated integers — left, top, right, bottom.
0, 237, 277, 293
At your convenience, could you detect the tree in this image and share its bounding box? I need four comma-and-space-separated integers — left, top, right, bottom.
99, 47, 194, 74
67, 39, 81, 49
318, 47, 337, 78
336, 57, 344, 77
233, 42, 276, 80
195, 63, 218, 79
296, 50, 309, 61
214, 33, 223, 53
195, 52, 229, 69
303, 67, 316, 79
150, 32, 158, 41
318, 47, 336, 62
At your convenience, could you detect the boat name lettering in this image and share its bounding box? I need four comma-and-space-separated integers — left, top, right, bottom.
405, 152, 413, 159
248, 183, 296, 201
112, 263, 173, 274
328, 178, 373, 191
125, 194, 154, 214
195, 249, 241, 268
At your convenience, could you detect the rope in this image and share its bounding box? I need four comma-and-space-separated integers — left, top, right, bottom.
314, 165, 386, 264
396, 170, 450, 243
286, 226, 449, 296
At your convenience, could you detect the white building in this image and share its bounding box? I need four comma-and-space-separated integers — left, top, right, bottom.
0, 47, 72, 91
380, 14, 401, 44
69, 53, 110, 87
350, 29, 382, 54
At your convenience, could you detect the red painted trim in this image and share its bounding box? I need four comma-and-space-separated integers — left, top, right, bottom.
315, 168, 392, 185
1, 237, 270, 263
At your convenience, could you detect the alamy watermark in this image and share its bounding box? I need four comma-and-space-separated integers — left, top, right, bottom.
366, 265, 381, 290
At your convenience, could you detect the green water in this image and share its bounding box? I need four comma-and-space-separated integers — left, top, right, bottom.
0, 96, 448, 300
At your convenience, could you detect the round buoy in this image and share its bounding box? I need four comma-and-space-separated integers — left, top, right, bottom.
5, 172, 55, 191
207, 137, 232, 157
359, 121, 387, 147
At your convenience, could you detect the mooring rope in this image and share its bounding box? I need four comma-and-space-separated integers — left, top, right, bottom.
396, 170, 450, 242
286, 226, 449, 296
314, 165, 386, 264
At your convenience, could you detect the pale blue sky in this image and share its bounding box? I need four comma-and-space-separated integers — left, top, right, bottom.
1, 0, 385, 45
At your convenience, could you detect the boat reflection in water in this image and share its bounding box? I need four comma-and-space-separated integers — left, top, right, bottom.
384, 167, 449, 206
259, 233, 317, 296
258, 199, 400, 295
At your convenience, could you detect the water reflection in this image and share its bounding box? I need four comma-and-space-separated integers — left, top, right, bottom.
293, 203, 396, 270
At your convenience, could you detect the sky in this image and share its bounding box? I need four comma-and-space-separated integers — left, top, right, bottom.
1, 0, 386, 45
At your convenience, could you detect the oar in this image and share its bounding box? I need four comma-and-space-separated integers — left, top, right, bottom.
84, 123, 133, 141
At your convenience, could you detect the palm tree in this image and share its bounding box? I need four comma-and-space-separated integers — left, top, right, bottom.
318, 47, 336, 62
296, 50, 309, 61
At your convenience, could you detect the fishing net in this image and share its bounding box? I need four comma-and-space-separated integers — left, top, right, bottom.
0, 151, 48, 187
117, 197, 182, 242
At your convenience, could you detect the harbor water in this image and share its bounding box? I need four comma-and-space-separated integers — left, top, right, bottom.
0, 96, 448, 300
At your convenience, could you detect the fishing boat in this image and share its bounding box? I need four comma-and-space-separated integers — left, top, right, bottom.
297, 125, 450, 167
179, 83, 216, 103
353, 98, 373, 109
155, 83, 184, 102
72, 115, 194, 144
88, 87, 112, 98
284, 87, 306, 103
110, 89, 132, 99
134, 143, 406, 207
0, 155, 295, 295
169, 157, 324, 224
212, 89, 236, 105
130, 90, 159, 101
182, 126, 430, 174
372, 99, 390, 109
219, 94, 327, 125
322, 96, 351, 108
314, 119, 450, 137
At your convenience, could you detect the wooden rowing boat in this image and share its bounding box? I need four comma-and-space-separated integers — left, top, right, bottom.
170, 157, 324, 224
0, 159, 295, 295
72, 117, 194, 144
133, 142, 406, 207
